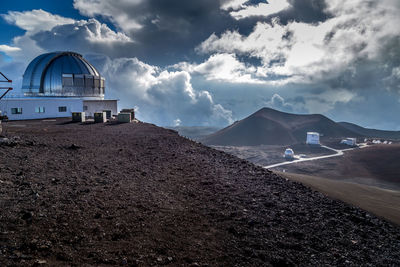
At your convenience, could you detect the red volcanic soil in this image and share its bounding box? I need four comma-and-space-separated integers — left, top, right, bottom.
282, 144, 400, 190
1, 119, 400, 266
202, 107, 360, 146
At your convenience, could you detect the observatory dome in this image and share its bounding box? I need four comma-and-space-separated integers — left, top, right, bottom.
284, 148, 294, 159
22, 51, 104, 98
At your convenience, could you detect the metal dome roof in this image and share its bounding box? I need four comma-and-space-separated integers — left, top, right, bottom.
22, 51, 104, 97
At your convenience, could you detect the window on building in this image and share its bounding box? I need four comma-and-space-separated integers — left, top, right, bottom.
11, 108, 22, 114
35, 106, 45, 113
62, 74, 73, 87
85, 75, 94, 88
83, 106, 88, 111
58, 106, 67, 112
74, 74, 84, 87
94, 77, 100, 88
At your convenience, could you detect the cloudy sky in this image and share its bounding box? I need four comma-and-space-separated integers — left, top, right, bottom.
0, 0, 399, 129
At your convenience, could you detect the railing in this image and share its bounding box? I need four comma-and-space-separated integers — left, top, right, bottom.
0, 72, 13, 100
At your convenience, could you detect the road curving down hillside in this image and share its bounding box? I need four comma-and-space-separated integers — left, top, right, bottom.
263, 145, 367, 169
0, 119, 400, 266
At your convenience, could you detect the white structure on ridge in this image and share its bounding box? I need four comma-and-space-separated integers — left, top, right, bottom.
306, 132, 320, 145
340, 138, 357, 146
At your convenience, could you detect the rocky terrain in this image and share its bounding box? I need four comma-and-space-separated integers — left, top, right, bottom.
278, 171, 400, 226
1, 119, 400, 266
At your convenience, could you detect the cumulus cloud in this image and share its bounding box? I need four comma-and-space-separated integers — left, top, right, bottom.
2, 9, 132, 61
73, 0, 143, 33
1, 9, 80, 60
198, 0, 400, 87
178, 53, 263, 84
224, 0, 331, 25
229, 0, 291, 20
2, 9, 76, 35
89, 55, 233, 126
384, 67, 400, 91
221, 0, 248, 11
196, 20, 289, 67
173, 118, 182, 126
0, 45, 21, 53
266, 93, 294, 112
33, 18, 132, 47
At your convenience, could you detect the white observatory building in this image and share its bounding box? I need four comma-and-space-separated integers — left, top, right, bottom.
284, 148, 295, 159
306, 132, 320, 145
341, 137, 357, 146
0, 51, 117, 120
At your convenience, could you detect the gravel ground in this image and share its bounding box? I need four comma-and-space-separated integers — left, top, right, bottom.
0, 119, 400, 266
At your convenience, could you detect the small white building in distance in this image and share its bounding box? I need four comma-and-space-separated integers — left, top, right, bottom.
306, 132, 320, 145
340, 138, 357, 146
284, 148, 295, 159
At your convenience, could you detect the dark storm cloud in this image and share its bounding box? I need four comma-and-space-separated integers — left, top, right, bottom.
245, 0, 266, 4
227, 0, 331, 27
278, 0, 331, 23
327, 91, 400, 130
324, 36, 400, 94
292, 96, 306, 104
130, 0, 235, 65
31, 18, 134, 58
70, 0, 332, 65
71, 0, 239, 65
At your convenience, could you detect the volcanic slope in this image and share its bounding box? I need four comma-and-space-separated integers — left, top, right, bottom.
202, 107, 360, 146
339, 121, 400, 139
1, 119, 400, 266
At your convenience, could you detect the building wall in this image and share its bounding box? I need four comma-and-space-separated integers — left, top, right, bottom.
0, 98, 83, 121
83, 100, 118, 117
306, 133, 320, 144
341, 138, 356, 146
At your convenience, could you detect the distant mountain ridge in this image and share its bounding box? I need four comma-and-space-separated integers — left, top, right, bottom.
166, 126, 221, 140
338, 122, 400, 139
201, 107, 398, 146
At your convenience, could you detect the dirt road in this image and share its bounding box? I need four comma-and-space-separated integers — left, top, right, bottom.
263, 144, 367, 169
